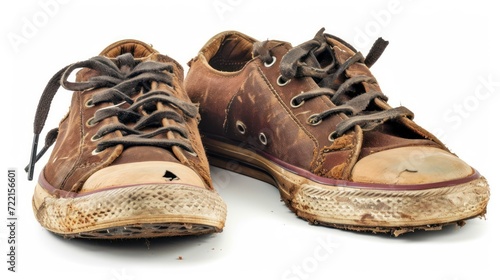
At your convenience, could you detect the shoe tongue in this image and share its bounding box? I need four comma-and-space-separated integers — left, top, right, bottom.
100, 39, 157, 58
99, 40, 185, 83
332, 45, 352, 65
322, 36, 382, 94
251, 40, 291, 59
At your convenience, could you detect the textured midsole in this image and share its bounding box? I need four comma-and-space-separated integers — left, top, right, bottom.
204, 138, 490, 227
33, 183, 227, 236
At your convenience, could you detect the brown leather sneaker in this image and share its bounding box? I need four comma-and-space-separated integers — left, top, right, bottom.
27, 40, 227, 239
185, 29, 490, 236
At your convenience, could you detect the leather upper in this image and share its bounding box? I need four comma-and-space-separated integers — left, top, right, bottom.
185, 31, 472, 183
42, 40, 213, 192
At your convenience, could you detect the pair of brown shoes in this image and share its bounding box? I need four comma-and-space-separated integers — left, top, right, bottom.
27, 28, 490, 238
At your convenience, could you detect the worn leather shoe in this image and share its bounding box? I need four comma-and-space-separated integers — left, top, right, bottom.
28, 40, 227, 238
185, 29, 489, 235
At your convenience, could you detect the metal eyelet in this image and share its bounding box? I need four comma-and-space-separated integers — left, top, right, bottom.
90, 134, 102, 142
308, 114, 322, 126
186, 150, 198, 157
277, 75, 291, 86
85, 99, 94, 108
328, 131, 337, 142
86, 117, 98, 127
91, 148, 103, 156
264, 56, 276, 67
290, 96, 305, 108
259, 132, 268, 145
236, 121, 246, 134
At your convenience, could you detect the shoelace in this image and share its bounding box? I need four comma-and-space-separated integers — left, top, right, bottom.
253, 28, 413, 142
27, 53, 198, 180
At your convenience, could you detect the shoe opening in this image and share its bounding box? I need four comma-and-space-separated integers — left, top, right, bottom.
100, 39, 156, 59
206, 33, 255, 72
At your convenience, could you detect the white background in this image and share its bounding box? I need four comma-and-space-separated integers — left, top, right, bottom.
1, 0, 498, 279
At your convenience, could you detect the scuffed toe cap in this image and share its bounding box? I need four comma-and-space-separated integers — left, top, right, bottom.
81, 161, 207, 193
351, 147, 474, 185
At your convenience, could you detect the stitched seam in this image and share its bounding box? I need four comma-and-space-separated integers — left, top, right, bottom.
343, 126, 362, 180
224, 91, 239, 134
67, 92, 120, 192
60, 92, 85, 191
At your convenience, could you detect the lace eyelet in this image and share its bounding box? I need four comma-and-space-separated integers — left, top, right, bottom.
90, 134, 102, 142
308, 114, 322, 126
85, 99, 94, 108
86, 117, 98, 127
259, 132, 268, 145
328, 131, 337, 142
290, 96, 305, 108
264, 56, 276, 67
186, 150, 198, 157
236, 121, 246, 135
277, 75, 291, 86
91, 148, 103, 156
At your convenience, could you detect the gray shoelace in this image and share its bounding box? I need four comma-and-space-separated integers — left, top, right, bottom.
254, 28, 413, 141
27, 53, 197, 180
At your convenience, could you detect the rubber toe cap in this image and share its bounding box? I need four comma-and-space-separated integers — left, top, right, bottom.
351, 147, 474, 185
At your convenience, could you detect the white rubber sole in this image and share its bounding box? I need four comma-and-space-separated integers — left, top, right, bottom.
33, 182, 227, 239
203, 138, 490, 236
